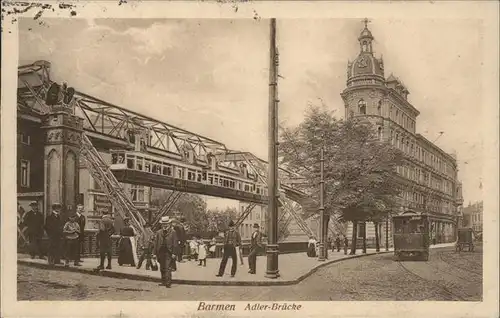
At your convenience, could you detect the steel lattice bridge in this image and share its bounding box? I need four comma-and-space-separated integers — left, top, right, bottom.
18, 60, 343, 241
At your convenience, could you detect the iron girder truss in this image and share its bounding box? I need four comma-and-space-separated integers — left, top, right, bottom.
81, 134, 152, 240
234, 203, 257, 228
224, 151, 316, 237
17, 61, 314, 237
18, 61, 228, 160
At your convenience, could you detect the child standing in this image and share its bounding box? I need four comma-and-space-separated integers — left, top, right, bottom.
63, 215, 81, 267
197, 239, 207, 267
189, 237, 199, 261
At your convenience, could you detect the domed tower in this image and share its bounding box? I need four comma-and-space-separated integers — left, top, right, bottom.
342, 19, 387, 126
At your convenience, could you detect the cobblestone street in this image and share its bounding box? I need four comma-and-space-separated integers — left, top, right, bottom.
18, 245, 482, 301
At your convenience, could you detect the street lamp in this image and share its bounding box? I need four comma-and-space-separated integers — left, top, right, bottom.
318, 146, 326, 261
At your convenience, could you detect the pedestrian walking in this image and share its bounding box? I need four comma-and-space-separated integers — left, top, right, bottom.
118, 218, 138, 267
22, 201, 45, 259
248, 223, 262, 274
343, 236, 349, 255
335, 235, 341, 252
96, 211, 115, 270
63, 214, 81, 267
173, 217, 187, 262
44, 203, 64, 265
75, 204, 86, 263
216, 220, 241, 278
197, 239, 207, 267
152, 216, 179, 288
136, 223, 154, 270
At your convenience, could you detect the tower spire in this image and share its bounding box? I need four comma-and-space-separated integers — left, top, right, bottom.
362, 18, 371, 29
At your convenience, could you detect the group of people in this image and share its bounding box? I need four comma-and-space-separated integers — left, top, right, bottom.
308, 234, 350, 257
22, 202, 264, 289
21, 202, 86, 267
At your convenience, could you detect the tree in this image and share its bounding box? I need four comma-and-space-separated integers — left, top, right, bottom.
206, 207, 238, 233
280, 105, 404, 255
151, 190, 208, 234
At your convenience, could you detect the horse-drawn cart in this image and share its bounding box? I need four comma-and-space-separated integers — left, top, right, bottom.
456, 228, 474, 252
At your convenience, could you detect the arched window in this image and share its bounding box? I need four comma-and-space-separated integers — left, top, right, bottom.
358, 100, 367, 115
395, 133, 399, 148
390, 130, 394, 144
377, 100, 382, 115
362, 41, 368, 52
377, 127, 382, 140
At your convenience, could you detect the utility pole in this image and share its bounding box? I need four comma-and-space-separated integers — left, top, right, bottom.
265, 18, 280, 279
318, 147, 326, 261
385, 215, 389, 251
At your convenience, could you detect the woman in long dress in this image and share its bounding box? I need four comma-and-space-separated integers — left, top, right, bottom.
307, 236, 317, 257
118, 218, 139, 266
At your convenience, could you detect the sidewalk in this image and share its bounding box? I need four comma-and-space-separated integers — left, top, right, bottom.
18, 242, 455, 286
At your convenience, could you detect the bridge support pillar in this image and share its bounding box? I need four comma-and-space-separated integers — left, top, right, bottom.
42, 106, 83, 220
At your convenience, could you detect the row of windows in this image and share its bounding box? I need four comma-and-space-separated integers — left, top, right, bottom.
396, 164, 453, 196
400, 190, 453, 215
389, 130, 455, 180
111, 152, 267, 196
355, 99, 416, 133
18, 133, 31, 145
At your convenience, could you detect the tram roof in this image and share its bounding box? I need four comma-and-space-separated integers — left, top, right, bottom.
392, 210, 428, 218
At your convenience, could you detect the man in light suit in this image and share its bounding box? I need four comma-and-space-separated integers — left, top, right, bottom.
153, 216, 178, 288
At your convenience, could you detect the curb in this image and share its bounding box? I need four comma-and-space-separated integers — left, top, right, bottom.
18, 251, 392, 287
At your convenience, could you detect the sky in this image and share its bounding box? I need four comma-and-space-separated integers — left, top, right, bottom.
18, 17, 484, 208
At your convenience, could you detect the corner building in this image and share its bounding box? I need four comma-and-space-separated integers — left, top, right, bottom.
340, 23, 464, 247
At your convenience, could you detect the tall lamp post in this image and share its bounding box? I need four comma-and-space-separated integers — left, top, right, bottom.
265, 18, 280, 279
318, 147, 326, 261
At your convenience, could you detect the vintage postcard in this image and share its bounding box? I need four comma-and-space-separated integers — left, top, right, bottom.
1, 1, 499, 317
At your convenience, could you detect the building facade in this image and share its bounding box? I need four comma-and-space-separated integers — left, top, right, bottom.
340, 22, 464, 246
462, 201, 483, 233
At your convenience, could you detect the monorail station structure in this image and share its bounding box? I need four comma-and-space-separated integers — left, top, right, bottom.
340, 22, 464, 247
16, 61, 319, 251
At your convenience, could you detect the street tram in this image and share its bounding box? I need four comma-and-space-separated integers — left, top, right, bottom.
455, 228, 475, 252
109, 150, 268, 202
392, 211, 430, 261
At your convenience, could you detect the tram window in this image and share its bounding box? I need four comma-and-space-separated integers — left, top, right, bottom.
127, 157, 134, 169
208, 175, 214, 184
214, 177, 218, 184
118, 154, 125, 164
136, 157, 143, 171
177, 169, 183, 179
112, 154, 118, 164
202, 172, 207, 181
145, 160, 151, 172
197, 173, 202, 182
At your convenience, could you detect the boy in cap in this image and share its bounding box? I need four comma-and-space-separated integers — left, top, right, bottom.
216, 220, 241, 278
22, 201, 45, 259
152, 216, 178, 288
63, 214, 81, 267
44, 203, 64, 265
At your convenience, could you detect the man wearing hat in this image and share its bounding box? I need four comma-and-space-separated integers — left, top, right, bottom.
22, 201, 45, 259
152, 216, 179, 288
172, 216, 187, 263
248, 223, 263, 274
44, 203, 64, 265
96, 211, 115, 270
75, 204, 86, 263
216, 220, 241, 278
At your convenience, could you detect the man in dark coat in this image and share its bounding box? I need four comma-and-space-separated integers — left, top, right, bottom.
75, 204, 86, 264
335, 235, 342, 252
22, 201, 45, 259
248, 223, 262, 274
152, 216, 178, 288
172, 217, 187, 263
96, 211, 115, 270
44, 203, 64, 265
216, 220, 241, 278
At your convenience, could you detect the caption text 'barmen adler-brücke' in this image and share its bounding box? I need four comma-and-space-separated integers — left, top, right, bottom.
197, 302, 302, 311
